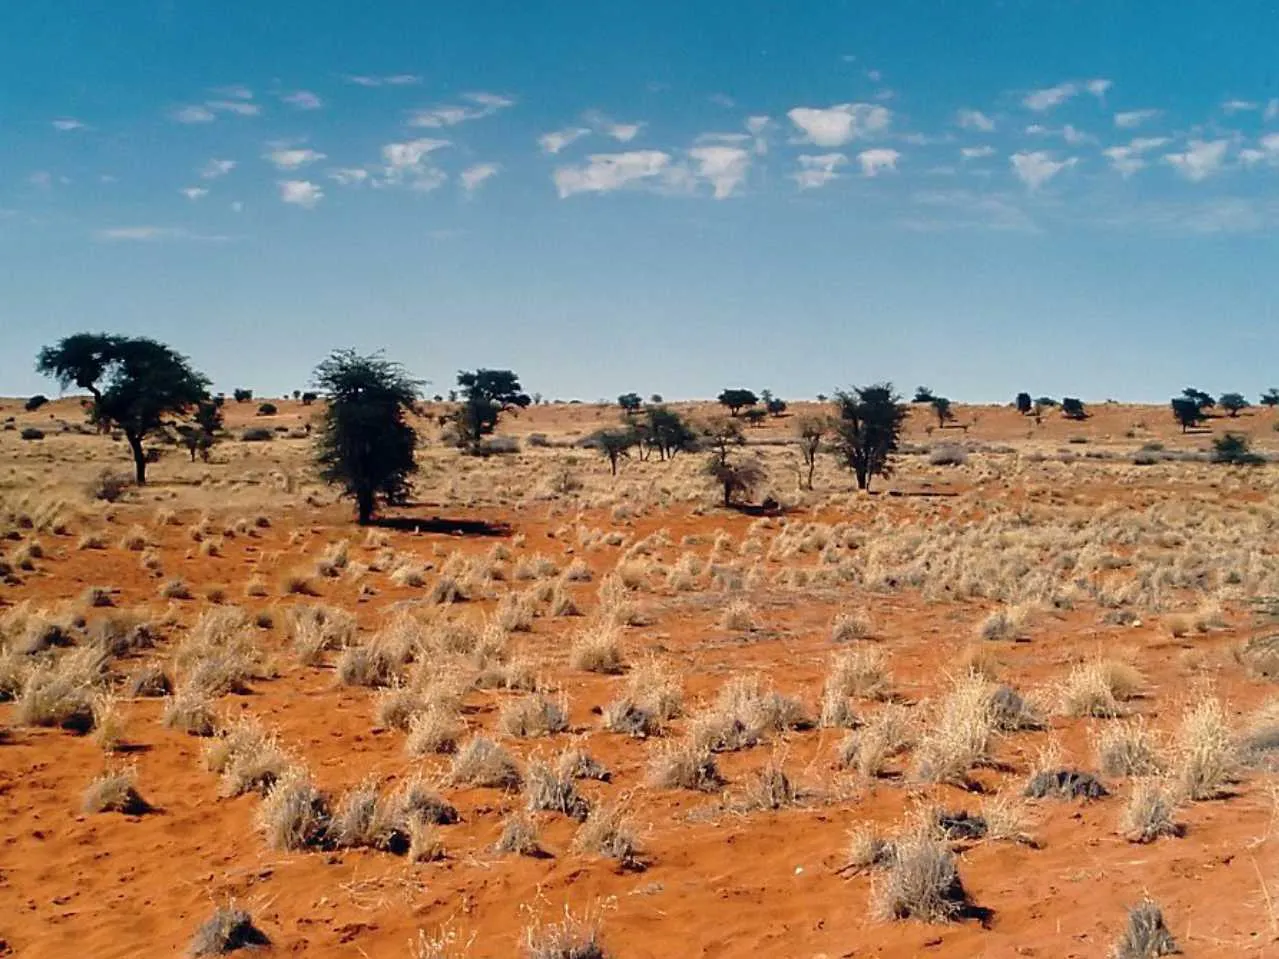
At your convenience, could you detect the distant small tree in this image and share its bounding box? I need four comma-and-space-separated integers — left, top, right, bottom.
618, 393, 644, 415
179, 399, 223, 462
832, 384, 908, 492
717, 389, 758, 417
1260, 388, 1279, 409
912, 386, 936, 404
1212, 433, 1264, 466
1061, 397, 1088, 420
1171, 397, 1206, 433
25, 394, 48, 412
702, 418, 763, 507
930, 396, 955, 428
36, 333, 209, 484
796, 416, 827, 490
532, 392, 543, 406
1182, 388, 1215, 413
454, 369, 530, 452
233, 388, 253, 403
300, 391, 318, 406
590, 428, 636, 475
257, 402, 278, 416
1035, 396, 1058, 409
766, 396, 787, 417
815, 393, 828, 403
446, 389, 458, 403
649, 393, 663, 404
1015, 392, 1033, 415
314, 350, 421, 524
292, 390, 301, 401
639, 406, 696, 461
1218, 392, 1249, 417
743, 408, 768, 428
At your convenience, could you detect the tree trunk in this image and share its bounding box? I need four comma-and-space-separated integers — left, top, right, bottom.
356, 489, 374, 525
723, 483, 732, 508
608, 453, 618, 476
854, 464, 869, 491
126, 431, 147, 485
806, 459, 816, 491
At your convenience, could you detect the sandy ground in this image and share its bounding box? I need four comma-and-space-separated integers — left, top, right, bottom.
1, 395, 1278, 957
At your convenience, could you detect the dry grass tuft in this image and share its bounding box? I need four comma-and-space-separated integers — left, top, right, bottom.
405, 705, 464, 756
526, 760, 591, 820
82, 764, 150, 814
740, 760, 802, 811
720, 600, 756, 632
449, 736, 522, 790
190, 905, 271, 956
1095, 719, 1164, 778
572, 802, 640, 867
647, 738, 725, 792
912, 674, 998, 785
522, 905, 608, 959
1118, 779, 1182, 843
162, 685, 217, 736
255, 765, 331, 851
494, 812, 543, 857
840, 703, 913, 777
690, 676, 807, 753
827, 647, 890, 701
1112, 898, 1179, 958
831, 610, 874, 643
1058, 659, 1144, 718
871, 833, 971, 924
569, 622, 625, 674
499, 693, 569, 738
1169, 696, 1237, 801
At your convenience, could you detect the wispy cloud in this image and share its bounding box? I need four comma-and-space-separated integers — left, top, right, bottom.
539, 127, 590, 154
201, 159, 237, 179
266, 148, 327, 170
1010, 150, 1077, 189
1163, 139, 1229, 181
581, 111, 645, 143
955, 108, 995, 132
902, 189, 1037, 233
172, 91, 261, 123
180, 186, 208, 200
206, 100, 260, 117
1097, 197, 1279, 236
213, 84, 254, 100
1239, 133, 1279, 167
95, 226, 229, 242
787, 103, 891, 147
1267, 99, 1279, 121
172, 105, 215, 124
1222, 99, 1259, 115
858, 147, 900, 176
52, 117, 86, 132
346, 74, 422, 87
282, 90, 323, 110
460, 162, 500, 193
1086, 78, 1112, 98
329, 168, 370, 186
408, 92, 514, 128
746, 115, 770, 155
379, 138, 450, 190
554, 150, 673, 198
1114, 109, 1161, 129
960, 145, 996, 160
1102, 137, 1170, 177
689, 145, 750, 198
1023, 82, 1078, 112
279, 180, 324, 208
793, 153, 846, 190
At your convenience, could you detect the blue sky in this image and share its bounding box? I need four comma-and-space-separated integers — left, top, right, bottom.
3, 0, 1278, 403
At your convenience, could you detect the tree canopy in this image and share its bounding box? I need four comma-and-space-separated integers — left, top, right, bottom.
314, 350, 421, 524
832, 384, 908, 492
455, 369, 531, 451
1015, 392, 1033, 415
1170, 397, 1206, 432
36, 333, 209, 484
617, 392, 644, 415
1061, 397, 1088, 420
1218, 392, 1249, 417
717, 388, 759, 416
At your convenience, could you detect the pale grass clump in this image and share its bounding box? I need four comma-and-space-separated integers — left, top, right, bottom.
569, 621, 625, 674
827, 647, 890, 701
82, 764, 149, 815
335, 615, 416, 687
647, 737, 725, 792
327, 777, 410, 851
374, 684, 425, 731
572, 802, 639, 865
1118, 779, 1182, 843
496, 591, 537, 632
205, 714, 293, 797
549, 583, 581, 617
280, 569, 319, 596
1057, 659, 1144, 718
956, 644, 1002, 681
255, 765, 331, 851
690, 676, 807, 753
315, 539, 350, 578
525, 760, 591, 821
562, 558, 592, 582
499, 693, 569, 738
158, 577, 192, 600
603, 658, 683, 737
119, 526, 150, 551
1112, 898, 1179, 959
1169, 697, 1237, 801
977, 603, 1031, 642
16, 653, 103, 733
390, 563, 428, 588
720, 600, 756, 632
979, 792, 1034, 844
739, 759, 803, 811
494, 812, 543, 857
448, 736, 522, 790
1095, 719, 1165, 778
911, 674, 999, 785
162, 684, 217, 736
522, 904, 609, 959
871, 833, 969, 923
288, 603, 357, 666
557, 744, 611, 782
90, 693, 126, 752
405, 707, 464, 756
826, 608, 872, 643
846, 822, 895, 871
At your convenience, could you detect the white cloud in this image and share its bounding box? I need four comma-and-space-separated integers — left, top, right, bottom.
96, 226, 228, 242
1086, 78, 1112, 98
1238, 133, 1279, 167
1061, 124, 1096, 145
282, 90, 323, 110
689, 145, 750, 198
858, 147, 900, 176
279, 180, 324, 208
1267, 99, 1279, 121
792, 153, 846, 190
408, 92, 514, 128
746, 115, 770, 155
1010, 150, 1077, 189
554, 150, 672, 198
1102, 136, 1170, 177
180, 186, 208, 200
52, 117, 85, 132
607, 123, 642, 142
1023, 82, 1078, 111
266, 148, 327, 170
230, 201, 243, 213
955, 109, 995, 132
1114, 109, 1161, 129
214, 85, 254, 100
201, 158, 237, 179
539, 127, 590, 154
709, 93, 735, 108
1163, 139, 1229, 181
173, 105, 215, 124
329, 168, 370, 185
346, 74, 422, 87
787, 103, 891, 147
1222, 99, 1258, 114
460, 162, 500, 193
960, 145, 996, 159
207, 100, 261, 116
379, 138, 450, 190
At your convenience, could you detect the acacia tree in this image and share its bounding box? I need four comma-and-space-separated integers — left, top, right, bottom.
178, 399, 224, 462
591, 428, 636, 475
638, 405, 695, 461
1015, 392, 1033, 415
1218, 392, 1249, 417
717, 388, 758, 417
930, 396, 955, 428
314, 350, 421, 525
832, 384, 908, 492
36, 333, 209, 484
455, 369, 530, 451
702, 418, 763, 507
617, 393, 643, 415
1171, 397, 1207, 433
1260, 388, 1279, 409
1061, 397, 1088, 420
